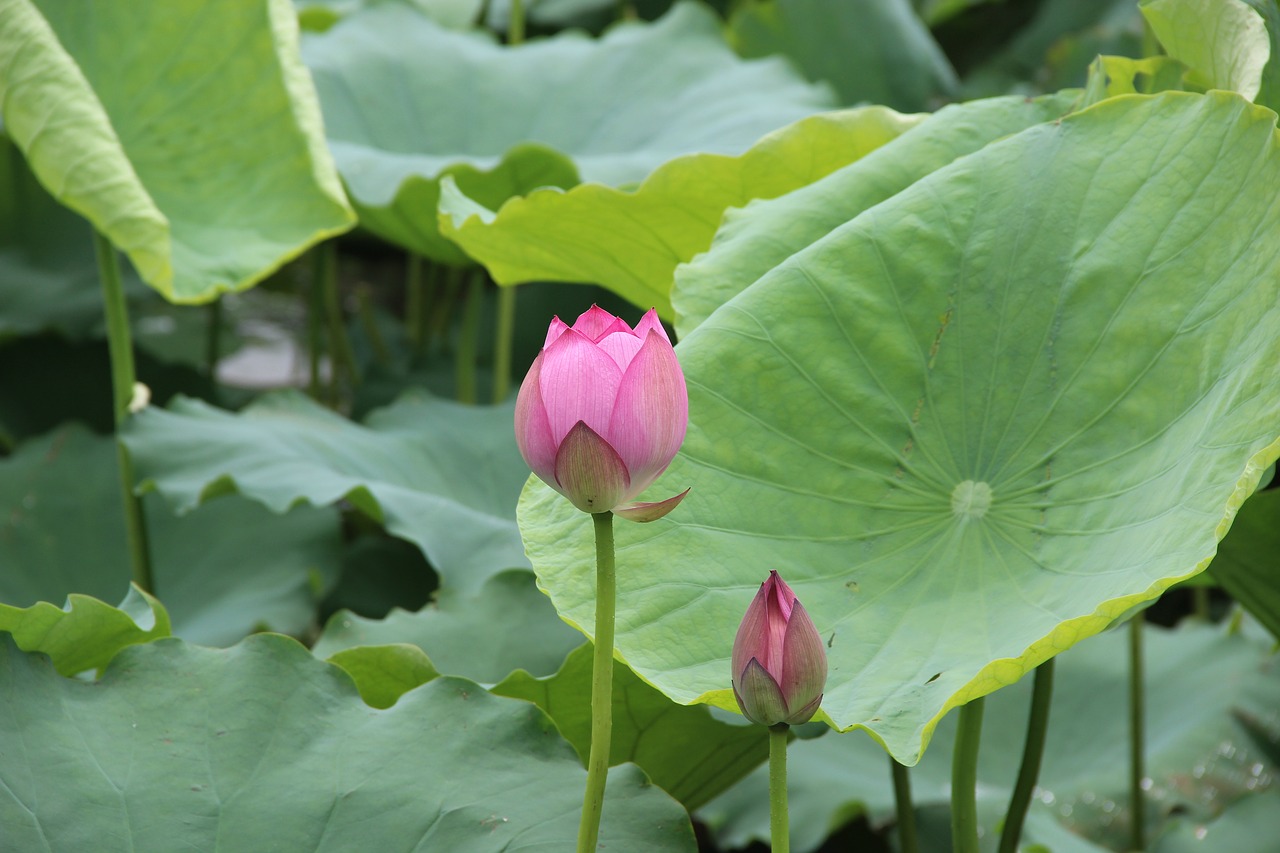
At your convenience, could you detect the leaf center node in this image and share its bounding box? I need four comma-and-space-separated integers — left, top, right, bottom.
950, 480, 993, 520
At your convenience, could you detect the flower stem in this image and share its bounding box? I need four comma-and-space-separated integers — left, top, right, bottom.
492, 285, 516, 402
1130, 614, 1146, 851
319, 241, 359, 395
455, 270, 485, 404
509, 0, 525, 44
769, 724, 790, 853
577, 510, 616, 853
951, 697, 984, 853
94, 230, 153, 594
890, 755, 919, 853
206, 298, 222, 380
405, 252, 426, 351
998, 658, 1055, 853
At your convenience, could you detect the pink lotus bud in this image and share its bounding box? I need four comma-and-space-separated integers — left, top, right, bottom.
514, 305, 689, 522
731, 571, 827, 727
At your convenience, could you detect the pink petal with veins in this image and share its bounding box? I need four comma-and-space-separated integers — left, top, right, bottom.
538, 328, 624, 445
606, 329, 688, 494
571, 305, 629, 342
513, 352, 557, 485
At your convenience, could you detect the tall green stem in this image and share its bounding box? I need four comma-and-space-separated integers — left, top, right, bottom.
891, 756, 919, 853
94, 231, 153, 594
577, 511, 616, 853
998, 659, 1056, 853
206, 298, 222, 379
1130, 615, 1146, 851
405, 252, 426, 350
509, 0, 525, 44
951, 697, 985, 853
319, 241, 359, 396
769, 724, 790, 853
455, 271, 484, 404
492, 285, 516, 402
306, 253, 324, 398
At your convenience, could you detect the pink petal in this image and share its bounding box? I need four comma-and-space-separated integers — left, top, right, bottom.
539, 328, 623, 445
767, 572, 796, 621
732, 579, 774, 682
513, 352, 557, 486
553, 421, 631, 514
631, 308, 671, 345
571, 305, 629, 342
613, 487, 689, 523
544, 317, 571, 349
605, 329, 688, 496
596, 330, 645, 369
779, 599, 827, 720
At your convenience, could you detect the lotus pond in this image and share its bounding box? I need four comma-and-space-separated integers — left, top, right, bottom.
1, 0, 1278, 851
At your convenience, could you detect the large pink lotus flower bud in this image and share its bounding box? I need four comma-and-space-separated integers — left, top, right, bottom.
732, 571, 827, 727
514, 305, 689, 522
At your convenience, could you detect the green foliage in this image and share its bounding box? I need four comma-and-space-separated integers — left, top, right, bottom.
1139, 0, 1270, 99
439, 107, 923, 318
315, 570, 583, 683
0, 0, 354, 302
495, 643, 769, 810
1211, 488, 1280, 640
122, 390, 529, 593
0, 425, 341, 644
303, 1, 833, 263
0, 633, 696, 851
521, 92, 1280, 764
727, 0, 959, 110
701, 618, 1280, 851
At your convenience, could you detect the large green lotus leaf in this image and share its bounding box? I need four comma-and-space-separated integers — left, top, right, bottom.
726, 0, 958, 111
701, 619, 1280, 852
1210, 488, 1280, 640
0, 586, 169, 676
0, 0, 354, 303
1140, 0, 1270, 100
1156, 790, 1280, 853
301, 1, 833, 262
0, 425, 341, 645
495, 642, 768, 811
0, 633, 696, 852
671, 91, 1077, 338
122, 389, 530, 593
520, 91, 1280, 764
438, 107, 922, 318
314, 569, 583, 683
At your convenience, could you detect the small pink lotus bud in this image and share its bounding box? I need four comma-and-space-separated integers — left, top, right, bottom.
731, 571, 827, 727
514, 305, 689, 522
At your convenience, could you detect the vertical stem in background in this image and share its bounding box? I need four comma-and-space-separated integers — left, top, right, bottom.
320, 241, 360, 398
455, 270, 484, 404
307, 250, 325, 398
890, 756, 919, 853
768, 725, 791, 853
1130, 614, 1146, 852
1192, 586, 1210, 620
998, 658, 1056, 853
428, 266, 465, 353
509, 0, 525, 44
94, 230, 154, 594
577, 511, 616, 853
356, 285, 391, 367
951, 697, 985, 853
206, 298, 222, 380
492, 285, 516, 402
405, 251, 425, 349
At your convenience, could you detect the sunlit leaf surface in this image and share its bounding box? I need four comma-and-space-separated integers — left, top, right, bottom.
0, 633, 696, 851
0, 0, 354, 302
522, 92, 1280, 763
